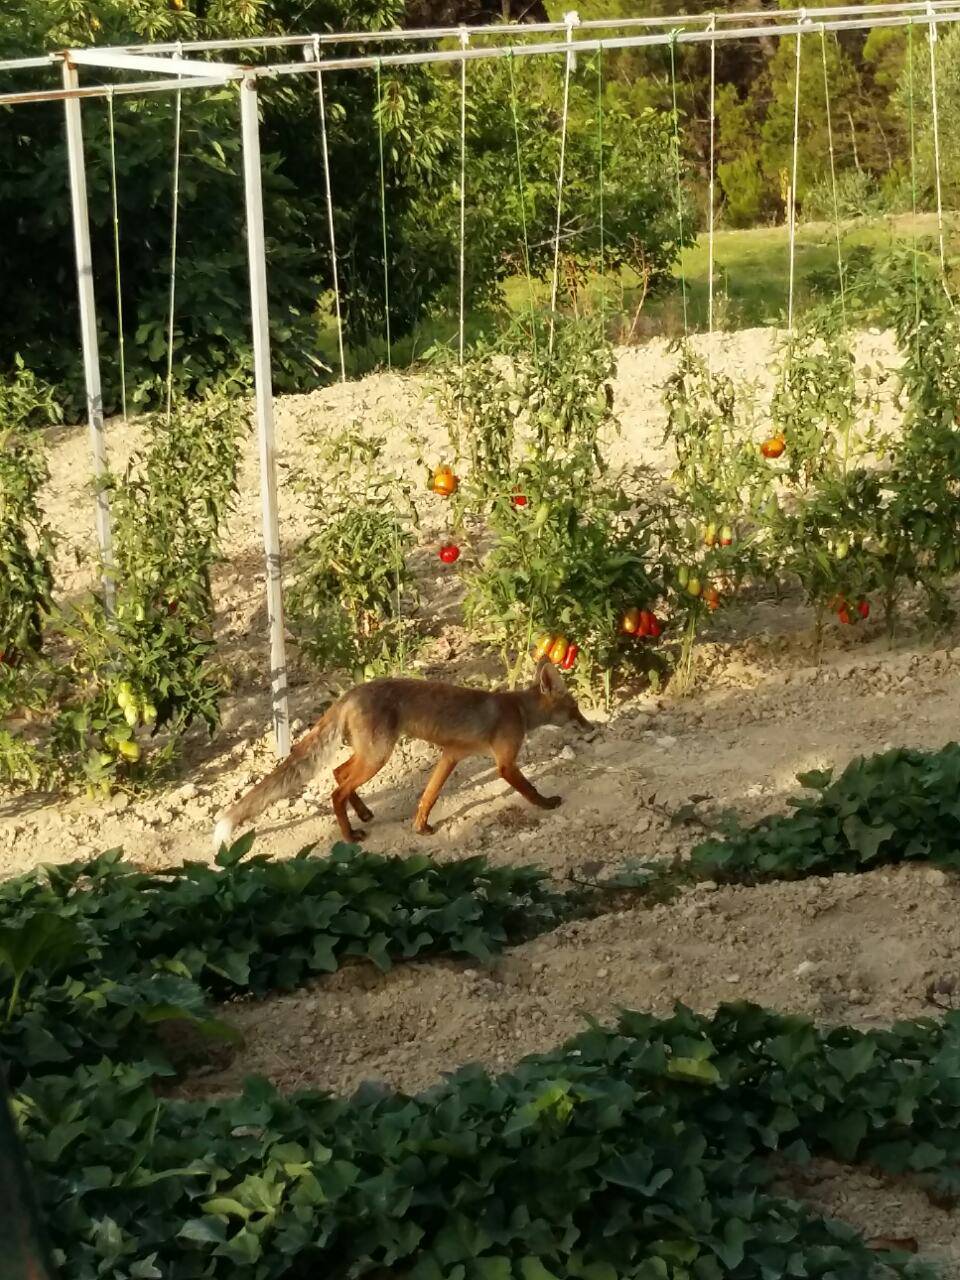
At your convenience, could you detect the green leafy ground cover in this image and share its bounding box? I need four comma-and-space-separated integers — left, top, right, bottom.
5, 746, 960, 1278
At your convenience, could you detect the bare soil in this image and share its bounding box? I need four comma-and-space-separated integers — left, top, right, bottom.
5, 327, 960, 1273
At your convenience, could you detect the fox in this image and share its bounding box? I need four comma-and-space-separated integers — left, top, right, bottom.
212, 658, 595, 850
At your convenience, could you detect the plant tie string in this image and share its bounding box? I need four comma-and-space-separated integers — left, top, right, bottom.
787, 13, 806, 335
926, 3, 947, 285
706, 12, 717, 361
375, 59, 392, 370
819, 25, 845, 326
311, 36, 346, 383
668, 30, 688, 336
166, 41, 183, 424
596, 41, 605, 327
508, 50, 538, 364
907, 19, 922, 362
549, 9, 579, 355
458, 27, 469, 381
106, 88, 128, 422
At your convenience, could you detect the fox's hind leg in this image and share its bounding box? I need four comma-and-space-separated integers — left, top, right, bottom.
333, 760, 374, 824
331, 749, 392, 841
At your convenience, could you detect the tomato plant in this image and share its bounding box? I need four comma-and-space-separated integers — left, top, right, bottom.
287, 428, 418, 679
433, 313, 616, 508
662, 341, 774, 680
866, 248, 960, 626
769, 304, 857, 490
0, 395, 244, 795
433, 318, 667, 697
0, 427, 55, 663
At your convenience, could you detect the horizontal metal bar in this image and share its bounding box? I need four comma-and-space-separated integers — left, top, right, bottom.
0, 74, 232, 108
0, 55, 60, 72
124, 33, 318, 55
67, 47, 241, 81
258, 7, 960, 77
43, 0, 960, 57
4, 0, 959, 94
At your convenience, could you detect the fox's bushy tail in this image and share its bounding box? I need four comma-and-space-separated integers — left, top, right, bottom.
212, 705, 342, 852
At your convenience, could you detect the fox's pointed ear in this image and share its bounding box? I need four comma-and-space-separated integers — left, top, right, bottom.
537, 658, 566, 695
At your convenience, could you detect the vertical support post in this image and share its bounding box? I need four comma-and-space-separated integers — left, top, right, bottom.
63, 58, 115, 610
240, 76, 290, 760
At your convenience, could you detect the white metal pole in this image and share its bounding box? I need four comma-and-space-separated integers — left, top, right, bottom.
240, 76, 291, 760
63, 57, 115, 610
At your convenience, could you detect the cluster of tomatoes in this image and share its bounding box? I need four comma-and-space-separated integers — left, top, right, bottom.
621, 606, 662, 639
431, 465, 532, 565
677, 566, 722, 611
533, 632, 579, 670
430, 464, 462, 565
833, 596, 870, 626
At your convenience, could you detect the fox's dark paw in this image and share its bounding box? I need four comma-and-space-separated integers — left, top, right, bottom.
414, 821, 436, 836
348, 828, 367, 842
541, 795, 563, 810
353, 801, 374, 823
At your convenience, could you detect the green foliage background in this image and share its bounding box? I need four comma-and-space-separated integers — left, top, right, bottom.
3, 0, 947, 416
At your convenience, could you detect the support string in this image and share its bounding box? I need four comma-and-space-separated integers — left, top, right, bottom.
375, 59, 392, 368
312, 37, 346, 383
165, 45, 183, 423
106, 89, 128, 422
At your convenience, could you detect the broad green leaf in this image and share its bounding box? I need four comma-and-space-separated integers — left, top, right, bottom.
666, 1057, 721, 1084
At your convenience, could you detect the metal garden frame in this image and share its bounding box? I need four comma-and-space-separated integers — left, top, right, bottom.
1, 0, 955, 760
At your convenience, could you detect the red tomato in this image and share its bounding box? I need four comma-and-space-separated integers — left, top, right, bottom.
837, 606, 852, 625
511, 492, 528, 508
705, 587, 720, 612
637, 610, 654, 638
857, 600, 870, 619
439, 544, 460, 565
647, 615, 662, 639
560, 643, 579, 670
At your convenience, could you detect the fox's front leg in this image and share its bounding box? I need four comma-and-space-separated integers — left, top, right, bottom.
494, 742, 561, 810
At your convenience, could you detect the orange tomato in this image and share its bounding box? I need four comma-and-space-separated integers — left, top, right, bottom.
637, 610, 653, 638
705, 587, 720, 612
431, 465, 459, 497
760, 435, 786, 460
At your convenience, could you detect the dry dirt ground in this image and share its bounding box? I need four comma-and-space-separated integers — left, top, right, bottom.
5, 327, 960, 1272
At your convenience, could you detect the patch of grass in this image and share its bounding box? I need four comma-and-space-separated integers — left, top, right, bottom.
314, 212, 960, 374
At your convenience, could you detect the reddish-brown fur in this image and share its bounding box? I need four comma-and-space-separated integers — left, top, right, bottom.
213, 660, 594, 848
